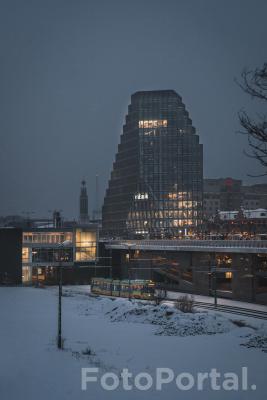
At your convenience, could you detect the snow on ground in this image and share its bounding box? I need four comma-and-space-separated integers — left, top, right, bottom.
0, 286, 267, 400
95, 297, 234, 336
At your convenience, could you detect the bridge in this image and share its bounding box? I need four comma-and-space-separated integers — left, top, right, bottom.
105, 239, 267, 254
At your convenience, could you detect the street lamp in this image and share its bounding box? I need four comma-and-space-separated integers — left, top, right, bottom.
210, 267, 218, 307
57, 240, 72, 350
126, 244, 135, 301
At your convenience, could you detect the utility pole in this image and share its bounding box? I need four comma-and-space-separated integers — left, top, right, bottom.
128, 267, 131, 301
57, 261, 63, 349
214, 277, 217, 307
212, 270, 217, 307
57, 240, 72, 350
126, 245, 134, 301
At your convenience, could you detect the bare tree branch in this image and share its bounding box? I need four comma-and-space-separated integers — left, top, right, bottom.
237, 62, 267, 176
236, 63, 267, 101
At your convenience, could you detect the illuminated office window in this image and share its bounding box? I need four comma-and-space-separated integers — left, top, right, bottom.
139, 120, 168, 128
75, 229, 96, 261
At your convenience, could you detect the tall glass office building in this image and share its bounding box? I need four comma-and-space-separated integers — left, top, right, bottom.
102, 90, 203, 238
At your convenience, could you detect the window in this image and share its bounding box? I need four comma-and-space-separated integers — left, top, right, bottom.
75, 229, 96, 261
139, 120, 168, 128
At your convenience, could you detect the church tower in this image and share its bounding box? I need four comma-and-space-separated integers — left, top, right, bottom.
79, 180, 89, 224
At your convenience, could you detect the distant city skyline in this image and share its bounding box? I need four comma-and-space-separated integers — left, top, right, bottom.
0, 0, 267, 219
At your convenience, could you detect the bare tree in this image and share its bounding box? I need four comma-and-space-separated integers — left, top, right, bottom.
237, 63, 267, 176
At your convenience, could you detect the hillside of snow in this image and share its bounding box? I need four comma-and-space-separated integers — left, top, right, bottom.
0, 286, 266, 400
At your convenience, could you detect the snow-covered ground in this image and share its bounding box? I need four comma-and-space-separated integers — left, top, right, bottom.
0, 286, 267, 400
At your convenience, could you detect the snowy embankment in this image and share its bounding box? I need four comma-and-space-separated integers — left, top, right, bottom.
1, 286, 267, 400
75, 292, 267, 349
90, 296, 234, 336
64, 285, 267, 346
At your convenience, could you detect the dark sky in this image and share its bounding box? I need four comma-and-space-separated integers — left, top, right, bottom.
0, 0, 267, 219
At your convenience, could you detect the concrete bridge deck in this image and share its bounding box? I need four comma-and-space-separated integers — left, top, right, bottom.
105, 239, 267, 253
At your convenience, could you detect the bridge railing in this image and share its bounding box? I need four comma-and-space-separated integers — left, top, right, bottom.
108, 239, 267, 250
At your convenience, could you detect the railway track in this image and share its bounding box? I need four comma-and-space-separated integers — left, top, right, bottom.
192, 300, 267, 320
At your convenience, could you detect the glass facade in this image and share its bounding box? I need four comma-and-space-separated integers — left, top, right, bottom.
22, 227, 97, 283
23, 232, 73, 244
102, 90, 203, 237
75, 229, 97, 261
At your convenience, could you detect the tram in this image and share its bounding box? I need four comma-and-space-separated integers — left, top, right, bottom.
91, 277, 156, 300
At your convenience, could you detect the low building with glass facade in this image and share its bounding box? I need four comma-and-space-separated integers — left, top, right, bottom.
102, 90, 203, 238
22, 225, 100, 284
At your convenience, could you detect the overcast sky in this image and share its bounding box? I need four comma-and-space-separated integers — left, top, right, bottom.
0, 0, 266, 219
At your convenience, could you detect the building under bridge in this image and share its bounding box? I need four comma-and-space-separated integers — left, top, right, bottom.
103, 239, 267, 304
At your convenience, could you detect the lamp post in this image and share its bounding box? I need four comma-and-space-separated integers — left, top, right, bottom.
57, 240, 72, 350
209, 252, 218, 307
57, 260, 63, 349
125, 244, 135, 301
128, 266, 131, 301
211, 268, 218, 307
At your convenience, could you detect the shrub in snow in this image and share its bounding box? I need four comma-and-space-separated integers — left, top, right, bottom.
82, 347, 96, 356
241, 328, 267, 353
155, 288, 167, 305
174, 295, 194, 313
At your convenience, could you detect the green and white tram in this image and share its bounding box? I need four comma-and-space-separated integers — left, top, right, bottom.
91, 278, 156, 300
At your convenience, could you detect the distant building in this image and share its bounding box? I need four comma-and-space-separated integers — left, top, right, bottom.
218, 209, 267, 221
102, 90, 203, 238
218, 210, 240, 221
0, 211, 74, 230
243, 209, 267, 219
0, 215, 30, 228
204, 178, 267, 219
203, 178, 242, 218
242, 183, 267, 210
204, 208, 267, 236
79, 180, 90, 224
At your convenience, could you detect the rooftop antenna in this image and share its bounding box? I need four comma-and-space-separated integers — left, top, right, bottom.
93, 174, 100, 221
79, 180, 89, 224
48, 209, 63, 228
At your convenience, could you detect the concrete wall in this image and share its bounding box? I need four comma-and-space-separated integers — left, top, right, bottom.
0, 228, 22, 284
108, 247, 267, 304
